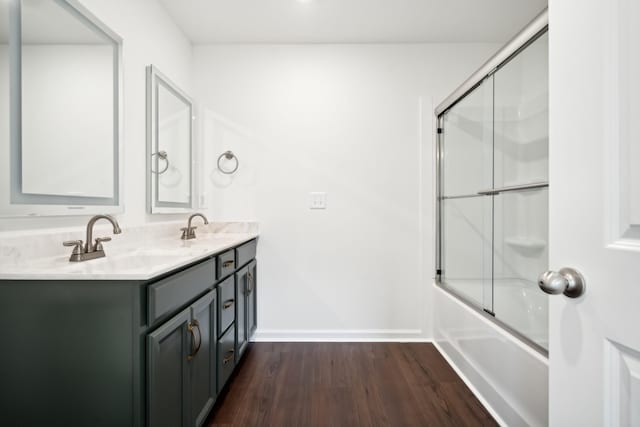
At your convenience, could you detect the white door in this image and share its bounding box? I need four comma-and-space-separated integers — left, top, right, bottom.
549, 0, 640, 425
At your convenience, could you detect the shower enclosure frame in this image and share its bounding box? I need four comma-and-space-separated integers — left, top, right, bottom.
434, 8, 549, 355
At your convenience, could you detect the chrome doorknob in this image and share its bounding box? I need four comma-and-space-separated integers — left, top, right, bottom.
538, 268, 585, 298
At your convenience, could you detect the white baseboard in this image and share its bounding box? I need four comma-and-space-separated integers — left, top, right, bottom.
251, 328, 431, 342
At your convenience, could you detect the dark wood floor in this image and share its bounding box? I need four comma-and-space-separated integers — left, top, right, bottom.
205, 342, 497, 427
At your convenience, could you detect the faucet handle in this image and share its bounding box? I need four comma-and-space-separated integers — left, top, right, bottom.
94, 237, 112, 251
63, 240, 84, 254
180, 227, 197, 240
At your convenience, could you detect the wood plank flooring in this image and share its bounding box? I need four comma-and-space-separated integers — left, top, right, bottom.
205, 342, 497, 427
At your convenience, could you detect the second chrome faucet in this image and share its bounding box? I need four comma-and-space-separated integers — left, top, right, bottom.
181, 213, 209, 240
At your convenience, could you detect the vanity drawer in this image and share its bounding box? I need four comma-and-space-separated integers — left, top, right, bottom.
217, 249, 236, 279
217, 275, 235, 337
235, 239, 257, 268
147, 258, 215, 325
217, 324, 236, 393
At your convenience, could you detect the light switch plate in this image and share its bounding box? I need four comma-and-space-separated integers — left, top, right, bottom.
309, 192, 327, 209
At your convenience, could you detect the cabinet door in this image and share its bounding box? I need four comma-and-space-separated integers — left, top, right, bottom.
234, 267, 248, 359
189, 290, 217, 427
247, 260, 257, 338
147, 308, 190, 427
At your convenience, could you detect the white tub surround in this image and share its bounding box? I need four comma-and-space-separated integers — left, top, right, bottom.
0, 221, 258, 280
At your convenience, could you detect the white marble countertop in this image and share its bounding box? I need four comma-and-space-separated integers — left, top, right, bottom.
0, 222, 258, 281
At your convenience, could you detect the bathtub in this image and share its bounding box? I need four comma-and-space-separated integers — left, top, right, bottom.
433, 284, 549, 427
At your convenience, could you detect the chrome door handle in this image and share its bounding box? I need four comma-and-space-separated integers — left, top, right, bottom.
538, 268, 585, 298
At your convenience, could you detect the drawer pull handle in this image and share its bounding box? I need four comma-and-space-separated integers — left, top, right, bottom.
223, 348, 235, 365
223, 299, 234, 309
247, 272, 253, 294
222, 260, 235, 268
187, 320, 201, 361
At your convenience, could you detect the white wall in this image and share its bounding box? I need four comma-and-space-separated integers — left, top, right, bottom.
193, 43, 499, 340
0, 0, 193, 231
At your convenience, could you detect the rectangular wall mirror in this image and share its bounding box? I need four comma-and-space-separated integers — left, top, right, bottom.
146, 65, 194, 214
0, 0, 123, 217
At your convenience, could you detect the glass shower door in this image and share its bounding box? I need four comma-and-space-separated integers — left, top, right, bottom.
492, 33, 549, 349
438, 31, 549, 352
440, 77, 494, 312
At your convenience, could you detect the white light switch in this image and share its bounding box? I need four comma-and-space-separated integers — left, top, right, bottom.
309, 192, 327, 209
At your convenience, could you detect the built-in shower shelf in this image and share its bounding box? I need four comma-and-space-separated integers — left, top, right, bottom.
504, 237, 546, 251
495, 133, 548, 146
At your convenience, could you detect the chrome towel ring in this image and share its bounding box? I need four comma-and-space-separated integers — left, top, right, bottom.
217, 150, 239, 175
151, 151, 170, 174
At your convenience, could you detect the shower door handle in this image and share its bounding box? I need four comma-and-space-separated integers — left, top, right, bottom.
477, 182, 549, 196
538, 268, 586, 298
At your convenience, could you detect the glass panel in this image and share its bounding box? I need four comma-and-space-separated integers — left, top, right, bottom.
0, 2, 10, 210
494, 33, 548, 188
492, 32, 549, 351
156, 81, 191, 204
493, 188, 548, 349
438, 30, 549, 351
441, 196, 492, 309
443, 78, 493, 197
441, 77, 494, 310
0, 1, 11, 186
20, 0, 116, 198
147, 65, 194, 214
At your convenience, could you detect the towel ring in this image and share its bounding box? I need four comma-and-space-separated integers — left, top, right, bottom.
151, 151, 170, 174
217, 150, 239, 175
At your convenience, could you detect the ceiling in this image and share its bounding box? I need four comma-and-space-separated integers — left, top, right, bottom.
159, 0, 547, 44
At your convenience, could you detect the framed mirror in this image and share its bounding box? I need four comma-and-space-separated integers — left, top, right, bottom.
0, 0, 123, 217
146, 65, 194, 214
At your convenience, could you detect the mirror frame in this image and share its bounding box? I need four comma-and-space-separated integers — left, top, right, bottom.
146, 64, 194, 214
0, 0, 124, 217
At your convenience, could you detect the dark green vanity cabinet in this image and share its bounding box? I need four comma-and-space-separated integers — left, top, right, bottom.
217, 249, 236, 279
217, 275, 235, 336
0, 238, 258, 427
217, 324, 236, 392
234, 241, 258, 360
247, 260, 258, 338
235, 266, 248, 358
235, 259, 257, 359
147, 290, 217, 427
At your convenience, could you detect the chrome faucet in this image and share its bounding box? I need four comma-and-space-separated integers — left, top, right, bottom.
181, 213, 209, 240
63, 215, 122, 262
